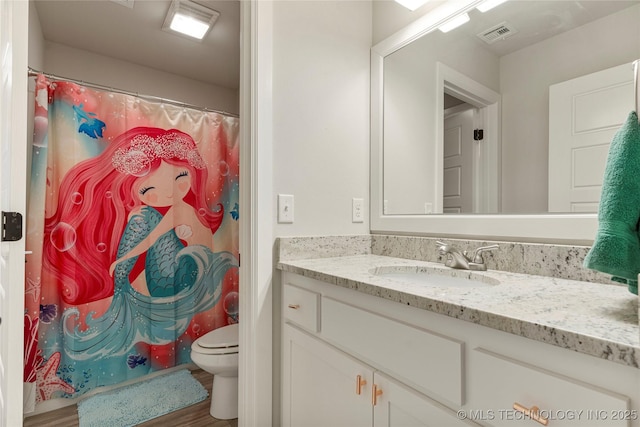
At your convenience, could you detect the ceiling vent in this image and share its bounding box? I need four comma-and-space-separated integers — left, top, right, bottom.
477, 22, 518, 44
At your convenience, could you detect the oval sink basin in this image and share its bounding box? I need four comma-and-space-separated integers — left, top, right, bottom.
372, 266, 499, 288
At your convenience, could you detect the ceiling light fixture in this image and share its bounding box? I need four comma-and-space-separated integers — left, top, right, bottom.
394, 0, 430, 12
476, 0, 509, 13
438, 13, 470, 33
162, 0, 220, 41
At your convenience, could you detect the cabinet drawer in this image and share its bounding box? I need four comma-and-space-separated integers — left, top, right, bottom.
468, 348, 631, 426
283, 284, 320, 332
321, 297, 464, 406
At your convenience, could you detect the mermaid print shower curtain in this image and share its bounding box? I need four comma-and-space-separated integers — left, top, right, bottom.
23, 75, 239, 411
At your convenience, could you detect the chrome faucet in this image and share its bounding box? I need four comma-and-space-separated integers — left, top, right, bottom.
436, 240, 498, 271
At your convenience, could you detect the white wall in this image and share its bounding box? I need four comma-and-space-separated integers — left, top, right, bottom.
268, 2, 371, 425
272, 0, 371, 237
382, 25, 499, 214
42, 42, 239, 115
28, 2, 45, 71
27, 1, 45, 195
499, 4, 640, 213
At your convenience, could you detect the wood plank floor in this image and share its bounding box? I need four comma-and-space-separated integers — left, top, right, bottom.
23, 369, 237, 427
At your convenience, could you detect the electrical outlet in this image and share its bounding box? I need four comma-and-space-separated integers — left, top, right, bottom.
278, 194, 294, 223
352, 198, 364, 223
424, 202, 433, 214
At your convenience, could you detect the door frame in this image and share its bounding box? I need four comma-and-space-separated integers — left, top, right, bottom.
436, 62, 501, 214
9, 1, 273, 426
0, 0, 29, 425
238, 1, 274, 426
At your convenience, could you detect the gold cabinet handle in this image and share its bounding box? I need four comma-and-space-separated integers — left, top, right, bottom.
372, 384, 383, 406
356, 375, 367, 395
513, 403, 549, 426
287, 304, 300, 309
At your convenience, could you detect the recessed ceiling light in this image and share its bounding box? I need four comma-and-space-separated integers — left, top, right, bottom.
162, 0, 220, 41
394, 0, 430, 12
438, 13, 470, 33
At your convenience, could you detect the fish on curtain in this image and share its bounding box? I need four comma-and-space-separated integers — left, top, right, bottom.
24, 75, 240, 411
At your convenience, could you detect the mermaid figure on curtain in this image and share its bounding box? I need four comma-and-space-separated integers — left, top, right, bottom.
43, 127, 238, 361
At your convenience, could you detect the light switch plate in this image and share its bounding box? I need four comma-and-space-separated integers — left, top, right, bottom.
278, 194, 294, 223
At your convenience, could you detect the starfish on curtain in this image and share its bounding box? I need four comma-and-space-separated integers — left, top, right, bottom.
36, 352, 76, 401
25, 277, 39, 303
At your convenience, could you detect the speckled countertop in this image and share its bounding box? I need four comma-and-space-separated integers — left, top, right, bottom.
277, 254, 639, 369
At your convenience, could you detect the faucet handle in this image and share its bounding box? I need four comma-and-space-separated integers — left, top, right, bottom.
435, 240, 448, 253
436, 240, 461, 256
471, 244, 498, 263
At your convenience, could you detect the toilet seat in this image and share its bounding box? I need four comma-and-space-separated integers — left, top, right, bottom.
194, 323, 239, 355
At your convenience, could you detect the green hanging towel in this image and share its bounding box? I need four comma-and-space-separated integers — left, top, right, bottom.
584, 111, 640, 295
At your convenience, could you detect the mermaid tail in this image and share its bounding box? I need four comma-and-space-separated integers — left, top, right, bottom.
63, 207, 238, 359
117, 207, 197, 297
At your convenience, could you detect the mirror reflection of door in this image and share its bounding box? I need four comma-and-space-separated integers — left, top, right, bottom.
443, 97, 474, 213
548, 62, 635, 213
378, 1, 639, 216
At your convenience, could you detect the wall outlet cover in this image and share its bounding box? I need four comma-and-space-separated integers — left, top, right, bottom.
352, 198, 364, 223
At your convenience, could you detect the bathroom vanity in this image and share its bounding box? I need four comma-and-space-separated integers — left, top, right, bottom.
276, 0, 640, 424
277, 238, 639, 427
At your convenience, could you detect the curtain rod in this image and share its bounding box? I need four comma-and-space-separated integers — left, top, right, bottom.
27, 67, 239, 118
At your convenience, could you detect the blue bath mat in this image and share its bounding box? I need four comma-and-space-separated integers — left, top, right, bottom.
77, 369, 208, 427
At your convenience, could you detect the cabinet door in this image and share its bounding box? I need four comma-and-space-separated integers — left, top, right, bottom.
282, 324, 373, 427
373, 372, 479, 427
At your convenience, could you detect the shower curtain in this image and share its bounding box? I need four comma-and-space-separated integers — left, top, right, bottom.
23, 75, 240, 411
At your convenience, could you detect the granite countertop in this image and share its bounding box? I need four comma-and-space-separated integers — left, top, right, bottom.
277, 254, 639, 369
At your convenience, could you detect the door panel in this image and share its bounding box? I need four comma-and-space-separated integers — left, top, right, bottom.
443, 109, 473, 214
548, 63, 634, 212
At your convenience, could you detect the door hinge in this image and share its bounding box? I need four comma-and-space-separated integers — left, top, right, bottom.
474, 129, 484, 141
1, 211, 23, 241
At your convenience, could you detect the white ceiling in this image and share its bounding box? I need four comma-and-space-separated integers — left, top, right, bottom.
34, 0, 241, 90
33, 0, 638, 92
446, 0, 640, 58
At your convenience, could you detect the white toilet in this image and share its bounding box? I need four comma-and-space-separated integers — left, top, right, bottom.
190, 323, 239, 420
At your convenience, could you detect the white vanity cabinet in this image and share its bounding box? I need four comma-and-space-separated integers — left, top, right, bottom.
280, 272, 640, 427
282, 274, 479, 427
283, 324, 472, 427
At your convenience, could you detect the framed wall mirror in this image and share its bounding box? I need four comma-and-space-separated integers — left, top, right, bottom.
371, 0, 640, 243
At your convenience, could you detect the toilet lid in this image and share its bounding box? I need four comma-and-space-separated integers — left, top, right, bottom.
198, 323, 239, 349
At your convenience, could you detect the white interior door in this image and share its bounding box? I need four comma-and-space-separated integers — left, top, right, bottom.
443, 108, 474, 213
0, 1, 29, 425
548, 62, 635, 212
